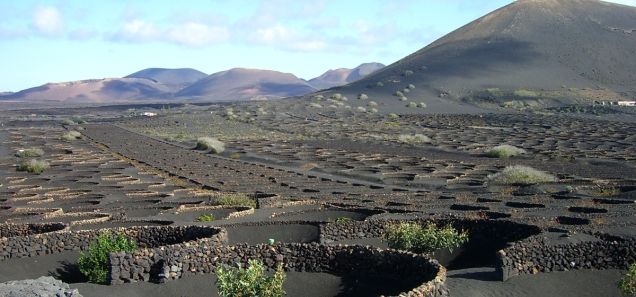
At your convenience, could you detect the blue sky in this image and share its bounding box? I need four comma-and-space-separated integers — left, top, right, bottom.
1, 0, 635, 92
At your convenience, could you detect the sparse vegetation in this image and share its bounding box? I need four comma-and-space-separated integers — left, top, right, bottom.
408, 84, 415, 89
196, 214, 216, 222
382, 222, 469, 254
398, 134, 431, 144
195, 137, 225, 154
402, 70, 414, 77
335, 217, 353, 224
214, 193, 257, 208
215, 259, 286, 297
17, 159, 50, 174
418, 102, 427, 108
330, 93, 343, 100
394, 91, 404, 97
358, 93, 368, 100
356, 106, 367, 112
309, 102, 322, 108
61, 131, 82, 141
15, 148, 44, 158
619, 263, 636, 297
407, 102, 418, 108
485, 145, 527, 158
61, 118, 76, 125
513, 89, 539, 98
487, 165, 557, 185
78, 232, 137, 284
367, 101, 378, 107
375, 81, 384, 87
388, 113, 399, 119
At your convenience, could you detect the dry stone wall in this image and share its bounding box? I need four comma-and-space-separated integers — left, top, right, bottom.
497, 234, 636, 281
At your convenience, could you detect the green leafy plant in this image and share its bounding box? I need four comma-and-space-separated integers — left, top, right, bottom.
195, 137, 225, 154
78, 232, 137, 284
620, 263, 636, 296
196, 214, 215, 222
15, 148, 44, 158
382, 222, 468, 254
334, 217, 352, 224
487, 165, 557, 185
17, 159, 49, 174
215, 259, 286, 297
214, 194, 257, 208
485, 145, 527, 158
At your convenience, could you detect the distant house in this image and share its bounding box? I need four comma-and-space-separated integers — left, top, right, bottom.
142, 112, 157, 117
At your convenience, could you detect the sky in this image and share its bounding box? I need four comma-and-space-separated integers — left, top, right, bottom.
1, 0, 635, 92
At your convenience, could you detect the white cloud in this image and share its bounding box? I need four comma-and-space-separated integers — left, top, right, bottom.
606, 0, 636, 6
114, 19, 228, 46
166, 22, 230, 46
116, 19, 159, 41
32, 6, 63, 36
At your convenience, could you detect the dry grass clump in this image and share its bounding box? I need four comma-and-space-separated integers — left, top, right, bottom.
17, 159, 50, 174
485, 145, 527, 158
214, 193, 257, 208
15, 148, 44, 158
487, 165, 557, 185
195, 137, 225, 154
398, 134, 431, 144
61, 131, 82, 141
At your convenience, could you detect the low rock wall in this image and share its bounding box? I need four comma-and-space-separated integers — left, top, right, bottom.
0, 223, 66, 238
0, 225, 225, 261
497, 234, 636, 281
111, 242, 449, 297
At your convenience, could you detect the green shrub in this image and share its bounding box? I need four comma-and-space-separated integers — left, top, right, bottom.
334, 217, 352, 224
387, 113, 399, 119
196, 137, 225, 154
487, 165, 557, 185
382, 222, 468, 254
358, 93, 369, 100
394, 91, 404, 97
61, 119, 76, 125
620, 263, 636, 296
196, 214, 215, 222
398, 134, 431, 144
78, 232, 137, 284
61, 131, 81, 141
356, 106, 367, 113
15, 148, 44, 158
215, 194, 256, 208
485, 145, 527, 158
407, 102, 417, 108
17, 159, 49, 174
418, 102, 427, 108
330, 93, 343, 100
216, 259, 286, 297
367, 101, 378, 107
513, 89, 539, 98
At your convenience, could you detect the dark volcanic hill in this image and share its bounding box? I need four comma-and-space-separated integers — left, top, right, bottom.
308, 63, 385, 90
125, 68, 207, 91
176, 68, 317, 101
0, 78, 172, 103
338, 0, 636, 108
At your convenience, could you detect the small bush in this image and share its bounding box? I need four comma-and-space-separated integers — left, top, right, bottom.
387, 113, 399, 119
487, 165, 557, 185
330, 93, 343, 100
196, 214, 215, 222
369, 108, 378, 113
398, 134, 431, 144
15, 148, 44, 158
375, 81, 384, 87
196, 137, 225, 154
335, 217, 352, 224
402, 70, 414, 77
216, 259, 286, 297
61, 119, 75, 125
399, 96, 408, 101
394, 91, 404, 97
485, 145, 527, 158
367, 101, 378, 107
356, 106, 367, 112
418, 102, 427, 108
17, 159, 50, 174
408, 84, 415, 89
620, 263, 636, 297
383, 222, 468, 254
513, 89, 539, 98
61, 131, 81, 141
215, 194, 257, 208
358, 93, 369, 100
407, 102, 417, 108
78, 232, 137, 284
309, 103, 322, 108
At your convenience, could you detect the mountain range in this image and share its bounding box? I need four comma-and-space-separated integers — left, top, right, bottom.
0, 63, 383, 103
